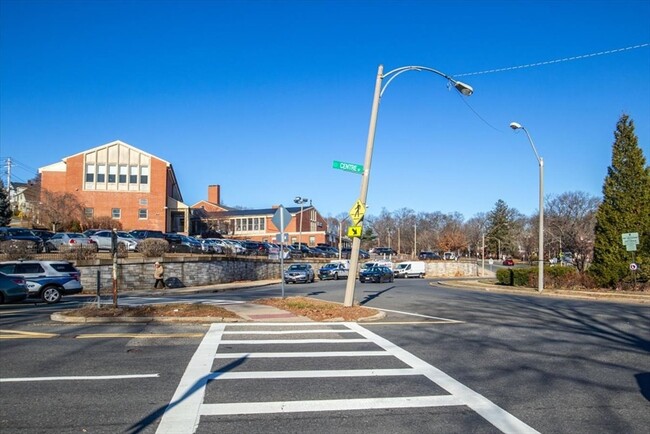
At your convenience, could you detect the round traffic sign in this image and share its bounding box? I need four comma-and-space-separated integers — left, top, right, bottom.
630, 263, 638, 271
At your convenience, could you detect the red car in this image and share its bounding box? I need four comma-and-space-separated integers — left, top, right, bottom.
502, 258, 515, 266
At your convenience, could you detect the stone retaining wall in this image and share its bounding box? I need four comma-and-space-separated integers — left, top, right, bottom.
75, 257, 479, 293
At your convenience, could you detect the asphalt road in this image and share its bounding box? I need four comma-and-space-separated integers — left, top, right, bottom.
1, 278, 648, 433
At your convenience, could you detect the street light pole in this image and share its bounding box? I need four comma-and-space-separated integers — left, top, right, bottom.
343, 64, 473, 307
510, 122, 544, 293
294, 196, 309, 249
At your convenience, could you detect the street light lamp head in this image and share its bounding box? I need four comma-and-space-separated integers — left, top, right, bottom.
509, 122, 522, 130
453, 81, 474, 96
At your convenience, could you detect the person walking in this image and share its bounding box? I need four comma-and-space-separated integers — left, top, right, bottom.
154, 261, 166, 289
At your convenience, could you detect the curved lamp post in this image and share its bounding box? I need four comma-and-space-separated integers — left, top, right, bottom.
293, 196, 309, 249
510, 122, 544, 293
343, 65, 473, 307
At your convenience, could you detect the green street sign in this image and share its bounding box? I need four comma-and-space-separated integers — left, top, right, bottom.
333, 160, 363, 175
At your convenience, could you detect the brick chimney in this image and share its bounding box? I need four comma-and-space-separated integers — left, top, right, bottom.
208, 184, 221, 205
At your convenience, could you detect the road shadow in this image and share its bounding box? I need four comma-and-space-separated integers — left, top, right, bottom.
359, 285, 396, 305
127, 355, 248, 434
636, 372, 650, 401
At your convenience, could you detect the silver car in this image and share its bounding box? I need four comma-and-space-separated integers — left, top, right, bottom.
45, 232, 97, 252
90, 230, 139, 251
284, 264, 315, 284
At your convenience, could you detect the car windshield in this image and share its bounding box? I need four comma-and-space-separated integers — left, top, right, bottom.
322, 264, 336, 269
69, 233, 86, 239
288, 265, 307, 271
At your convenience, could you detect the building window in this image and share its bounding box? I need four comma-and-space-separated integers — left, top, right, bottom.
119, 165, 127, 183
247, 218, 253, 231
108, 165, 117, 183
260, 218, 265, 231
97, 164, 106, 183
138, 209, 148, 219
309, 236, 316, 246
140, 166, 149, 185
85, 164, 95, 183
84, 208, 94, 219
112, 208, 121, 219
129, 166, 138, 184
139, 198, 148, 206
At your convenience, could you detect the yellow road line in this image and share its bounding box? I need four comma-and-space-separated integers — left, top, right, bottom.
0, 330, 59, 339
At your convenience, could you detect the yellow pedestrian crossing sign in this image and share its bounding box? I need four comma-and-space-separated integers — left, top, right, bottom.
348, 226, 363, 238
349, 200, 366, 225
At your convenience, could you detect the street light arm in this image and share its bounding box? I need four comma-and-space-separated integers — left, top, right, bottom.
380, 65, 473, 98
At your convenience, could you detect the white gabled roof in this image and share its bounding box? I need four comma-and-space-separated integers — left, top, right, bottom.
38, 161, 67, 173
39, 140, 171, 172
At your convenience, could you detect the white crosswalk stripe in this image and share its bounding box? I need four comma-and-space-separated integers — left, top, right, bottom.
156, 322, 539, 434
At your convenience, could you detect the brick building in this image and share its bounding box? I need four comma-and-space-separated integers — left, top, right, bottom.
39, 140, 190, 233
191, 185, 329, 245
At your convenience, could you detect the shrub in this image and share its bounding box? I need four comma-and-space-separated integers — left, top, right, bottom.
60, 245, 98, 261
138, 238, 169, 257
0, 240, 36, 260
496, 267, 535, 286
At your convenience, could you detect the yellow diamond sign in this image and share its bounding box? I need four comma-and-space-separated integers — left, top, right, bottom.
349, 200, 366, 225
347, 226, 363, 238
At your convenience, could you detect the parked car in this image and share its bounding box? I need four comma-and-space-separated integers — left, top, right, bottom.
241, 241, 268, 256
443, 252, 457, 260
393, 261, 426, 278
502, 258, 515, 266
418, 251, 441, 260
312, 247, 337, 258
221, 239, 246, 255
45, 232, 97, 252
129, 230, 165, 240
359, 265, 394, 283
198, 238, 223, 254
283, 244, 303, 259
0, 227, 44, 253
0, 271, 29, 304
284, 263, 315, 284
0, 260, 83, 303
163, 233, 202, 253
30, 229, 55, 243
82, 229, 101, 237
318, 261, 349, 280
341, 247, 370, 259
90, 230, 139, 252
372, 247, 397, 256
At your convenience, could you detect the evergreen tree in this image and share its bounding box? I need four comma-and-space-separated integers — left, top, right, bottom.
0, 180, 13, 226
590, 114, 650, 288
486, 199, 516, 258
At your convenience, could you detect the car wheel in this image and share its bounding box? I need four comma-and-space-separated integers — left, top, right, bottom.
41, 286, 62, 304
333, 272, 339, 280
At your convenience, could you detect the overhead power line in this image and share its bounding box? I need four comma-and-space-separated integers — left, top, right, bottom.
454, 43, 649, 77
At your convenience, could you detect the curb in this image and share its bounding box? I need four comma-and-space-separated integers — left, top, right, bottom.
50, 312, 245, 323
435, 280, 649, 304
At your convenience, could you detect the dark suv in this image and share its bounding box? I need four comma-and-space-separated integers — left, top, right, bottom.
0, 227, 44, 253
130, 230, 165, 240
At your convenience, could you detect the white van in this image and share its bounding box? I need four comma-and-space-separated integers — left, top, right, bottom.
393, 261, 426, 278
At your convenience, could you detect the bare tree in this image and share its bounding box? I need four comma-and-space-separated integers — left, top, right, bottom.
38, 189, 84, 231
545, 191, 599, 272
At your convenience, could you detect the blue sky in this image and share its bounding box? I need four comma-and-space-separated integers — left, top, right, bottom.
1, 0, 649, 221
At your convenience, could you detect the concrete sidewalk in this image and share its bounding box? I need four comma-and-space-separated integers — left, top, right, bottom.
65, 279, 314, 323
